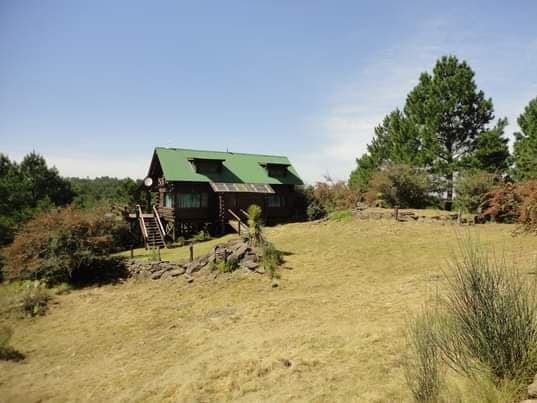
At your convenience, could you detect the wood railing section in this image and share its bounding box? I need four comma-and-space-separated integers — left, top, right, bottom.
227, 209, 248, 235
153, 205, 166, 243
136, 204, 148, 246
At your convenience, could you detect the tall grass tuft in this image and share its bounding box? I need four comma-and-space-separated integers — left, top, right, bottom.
404, 309, 444, 402
262, 242, 283, 279
439, 239, 537, 382
0, 326, 24, 361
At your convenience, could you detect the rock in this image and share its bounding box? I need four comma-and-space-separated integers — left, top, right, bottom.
151, 270, 165, 280
271, 280, 279, 288
255, 266, 265, 274
230, 243, 248, 261
528, 380, 537, 398
168, 268, 185, 277
241, 260, 258, 270
185, 275, 194, 283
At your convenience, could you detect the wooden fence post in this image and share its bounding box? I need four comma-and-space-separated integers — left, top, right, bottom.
189, 242, 194, 262
394, 205, 399, 221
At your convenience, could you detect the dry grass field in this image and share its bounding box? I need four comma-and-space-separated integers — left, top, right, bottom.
1, 217, 536, 402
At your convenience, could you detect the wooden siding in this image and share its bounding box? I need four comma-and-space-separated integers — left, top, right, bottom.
154, 181, 299, 234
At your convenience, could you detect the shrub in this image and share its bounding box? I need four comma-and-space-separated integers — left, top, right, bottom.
404, 309, 444, 402
247, 204, 264, 247
366, 164, 433, 208
454, 170, 497, 213
481, 182, 522, 223
0, 326, 24, 362
328, 209, 353, 222
210, 256, 239, 273
2, 206, 127, 285
518, 180, 537, 234
19, 282, 50, 317
312, 178, 359, 213
261, 242, 283, 279
438, 239, 537, 382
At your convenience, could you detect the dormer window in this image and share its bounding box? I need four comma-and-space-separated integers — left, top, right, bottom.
188, 158, 225, 174
260, 162, 289, 177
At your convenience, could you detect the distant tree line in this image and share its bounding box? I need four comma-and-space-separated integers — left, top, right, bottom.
0, 152, 143, 247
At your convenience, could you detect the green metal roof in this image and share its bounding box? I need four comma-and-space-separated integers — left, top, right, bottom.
153, 147, 303, 185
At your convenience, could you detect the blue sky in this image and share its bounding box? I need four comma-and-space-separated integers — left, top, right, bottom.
1, 1, 536, 183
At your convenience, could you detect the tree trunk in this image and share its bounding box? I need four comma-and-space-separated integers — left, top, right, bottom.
445, 170, 454, 211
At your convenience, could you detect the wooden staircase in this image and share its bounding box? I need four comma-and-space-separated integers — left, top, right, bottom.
227, 209, 248, 235
137, 205, 166, 249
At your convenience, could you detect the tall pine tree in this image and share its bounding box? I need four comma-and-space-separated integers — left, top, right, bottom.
404, 55, 495, 202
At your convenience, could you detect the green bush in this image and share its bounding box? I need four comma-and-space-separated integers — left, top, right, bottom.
328, 209, 353, 222
366, 164, 433, 208
404, 239, 537, 401
262, 242, 283, 279
2, 206, 127, 285
437, 240, 537, 381
454, 170, 497, 213
210, 256, 239, 273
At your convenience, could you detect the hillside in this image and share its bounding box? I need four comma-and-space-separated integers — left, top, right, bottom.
1, 219, 536, 402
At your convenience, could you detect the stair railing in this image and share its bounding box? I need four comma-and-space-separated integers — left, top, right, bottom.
152, 205, 166, 247
227, 209, 248, 235
136, 204, 149, 248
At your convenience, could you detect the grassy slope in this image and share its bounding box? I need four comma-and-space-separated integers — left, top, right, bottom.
1, 219, 536, 402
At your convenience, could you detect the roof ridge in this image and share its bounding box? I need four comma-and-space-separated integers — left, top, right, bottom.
154, 146, 289, 159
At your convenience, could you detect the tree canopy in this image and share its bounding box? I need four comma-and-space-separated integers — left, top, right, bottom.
0, 152, 74, 246
349, 55, 510, 203
513, 97, 537, 180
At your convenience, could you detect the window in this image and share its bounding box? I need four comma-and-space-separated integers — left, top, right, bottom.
267, 194, 285, 208
268, 166, 287, 177
176, 192, 209, 208
164, 192, 173, 208
195, 160, 221, 173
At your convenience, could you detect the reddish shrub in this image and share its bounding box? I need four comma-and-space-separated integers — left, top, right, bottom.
2, 207, 128, 284
518, 181, 537, 234
482, 180, 537, 230
312, 178, 359, 213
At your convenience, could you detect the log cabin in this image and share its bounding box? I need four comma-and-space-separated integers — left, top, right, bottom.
138, 147, 304, 244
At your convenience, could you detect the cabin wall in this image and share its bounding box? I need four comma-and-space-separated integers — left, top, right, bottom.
156, 181, 299, 236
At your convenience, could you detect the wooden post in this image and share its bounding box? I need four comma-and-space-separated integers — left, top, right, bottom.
130, 244, 134, 259
394, 205, 399, 221
458, 208, 463, 225
219, 193, 225, 234
224, 249, 228, 264
189, 242, 194, 262
213, 245, 218, 262
157, 246, 161, 261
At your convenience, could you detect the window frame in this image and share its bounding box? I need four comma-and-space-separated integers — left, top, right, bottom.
176, 192, 209, 209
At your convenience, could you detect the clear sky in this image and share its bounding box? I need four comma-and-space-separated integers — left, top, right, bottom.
1, 1, 536, 183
